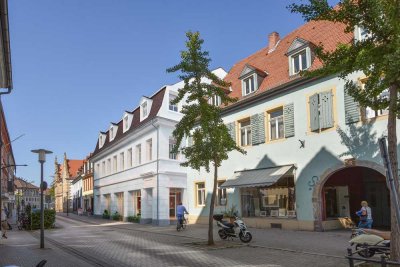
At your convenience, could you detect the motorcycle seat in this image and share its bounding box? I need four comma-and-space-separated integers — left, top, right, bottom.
363, 229, 391, 240
220, 220, 234, 228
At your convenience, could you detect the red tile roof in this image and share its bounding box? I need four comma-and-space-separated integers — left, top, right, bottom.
225, 20, 353, 101
92, 87, 166, 156
14, 178, 38, 190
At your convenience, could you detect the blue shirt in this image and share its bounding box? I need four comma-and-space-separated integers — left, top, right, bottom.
176, 205, 188, 216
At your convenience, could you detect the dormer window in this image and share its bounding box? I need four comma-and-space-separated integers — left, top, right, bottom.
124, 116, 129, 130
142, 102, 148, 117
110, 128, 114, 139
169, 93, 178, 112
109, 124, 118, 141
98, 132, 106, 149
287, 38, 312, 76
239, 64, 267, 97
208, 95, 221, 106
122, 111, 133, 133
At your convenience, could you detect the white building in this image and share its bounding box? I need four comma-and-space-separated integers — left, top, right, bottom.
71, 175, 82, 213
91, 68, 227, 225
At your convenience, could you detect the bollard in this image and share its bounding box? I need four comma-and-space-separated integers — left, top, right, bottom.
347, 247, 354, 267
380, 255, 387, 267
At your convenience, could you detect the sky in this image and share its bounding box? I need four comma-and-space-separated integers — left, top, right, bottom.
4, 0, 338, 186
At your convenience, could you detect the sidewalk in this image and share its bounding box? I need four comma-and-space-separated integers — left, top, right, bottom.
0, 228, 94, 267
57, 212, 350, 258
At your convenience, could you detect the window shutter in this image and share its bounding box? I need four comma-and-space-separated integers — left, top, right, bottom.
251, 113, 265, 145
344, 88, 360, 124
226, 122, 236, 143
283, 103, 295, 138
319, 90, 334, 129
309, 93, 320, 131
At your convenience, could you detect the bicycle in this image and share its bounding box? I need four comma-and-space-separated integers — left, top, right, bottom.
176, 214, 188, 231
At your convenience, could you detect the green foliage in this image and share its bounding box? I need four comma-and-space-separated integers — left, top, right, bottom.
28, 209, 56, 230
167, 31, 245, 171
102, 209, 110, 219
288, 0, 400, 112
112, 211, 122, 221
127, 215, 141, 223
223, 204, 238, 218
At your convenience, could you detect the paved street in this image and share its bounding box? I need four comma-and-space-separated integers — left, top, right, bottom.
1, 214, 352, 267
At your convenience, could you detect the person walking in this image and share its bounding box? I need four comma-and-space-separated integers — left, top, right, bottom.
356, 200, 373, 229
1, 207, 8, 239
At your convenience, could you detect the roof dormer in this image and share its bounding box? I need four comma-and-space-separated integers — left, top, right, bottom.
98, 132, 107, 149
287, 37, 313, 76
122, 111, 134, 133
140, 96, 153, 121
239, 64, 267, 96
109, 123, 118, 142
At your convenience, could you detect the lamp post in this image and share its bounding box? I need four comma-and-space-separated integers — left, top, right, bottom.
31, 149, 52, 249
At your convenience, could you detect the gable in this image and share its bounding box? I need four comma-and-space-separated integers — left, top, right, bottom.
239, 65, 255, 79
287, 37, 310, 55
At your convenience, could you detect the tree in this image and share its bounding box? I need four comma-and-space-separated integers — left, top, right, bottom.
289, 0, 400, 259
167, 31, 245, 245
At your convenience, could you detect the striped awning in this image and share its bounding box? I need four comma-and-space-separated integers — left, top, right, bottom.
220, 165, 295, 188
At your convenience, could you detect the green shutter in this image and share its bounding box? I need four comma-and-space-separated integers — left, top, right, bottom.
284, 103, 295, 138
309, 93, 320, 131
344, 88, 360, 124
251, 113, 265, 145
226, 122, 236, 142
319, 90, 334, 129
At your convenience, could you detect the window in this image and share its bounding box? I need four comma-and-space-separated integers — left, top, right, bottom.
127, 148, 132, 168
217, 181, 227, 206
291, 50, 308, 74
146, 139, 152, 161
243, 76, 255, 96
169, 93, 178, 112
124, 116, 129, 130
208, 95, 221, 106
269, 108, 284, 140
102, 161, 105, 176
110, 128, 114, 140
96, 164, 100, 176
169, 137, 177, 160
107, 159, 111, 175
142, 102, 148, 118
113, 155, 117, 173
120, 152, 125, 170
364, 88, 389, 119
136, 144, 141, 165
240, 119, 252, 146
196, 182, 206, 206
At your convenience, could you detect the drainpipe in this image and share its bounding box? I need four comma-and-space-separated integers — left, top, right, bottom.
150, 120, 159, 225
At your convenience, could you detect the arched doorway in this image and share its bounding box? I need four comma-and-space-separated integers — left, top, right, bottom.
312, 160, 390, 230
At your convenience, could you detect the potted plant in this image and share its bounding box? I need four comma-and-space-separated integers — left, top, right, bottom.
224, 204, 238, 223
102, 209, 110, 219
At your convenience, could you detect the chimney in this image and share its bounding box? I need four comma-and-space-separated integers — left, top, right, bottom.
268, 32, 280, 52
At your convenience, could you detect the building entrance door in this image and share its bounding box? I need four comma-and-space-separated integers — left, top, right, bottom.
169, 189, 182, 218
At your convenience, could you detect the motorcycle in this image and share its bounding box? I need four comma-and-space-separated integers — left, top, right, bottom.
349, 228, 390, 258
213, 214, 252, 243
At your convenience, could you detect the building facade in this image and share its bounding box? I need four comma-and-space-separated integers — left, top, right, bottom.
54, 153, 84, 213
82, 155, 94, 214
91, 68, 227, 225
14, 178, 40, 210
186, 21, 395, 231
71, 175, 82, 213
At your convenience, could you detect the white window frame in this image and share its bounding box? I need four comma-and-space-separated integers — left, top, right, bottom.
208, 95, 221, 106
240, 119, 252, 146
196, 182, 206, 206
141, 102, 148, 118
217, 181, 227, 206
124, 116, 129, 130
120, 152, 125, 171
242, 74, 256, 96
136, 144, 142, 165
127, 148, 133, 168
169, 137, 177, 160
146, 139, 152, 161
291, 49, 309, 75
269, 108, 284, 141
169, 93, 178, 112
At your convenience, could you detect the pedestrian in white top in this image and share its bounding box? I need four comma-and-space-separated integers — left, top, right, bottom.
1, 207, 8, 239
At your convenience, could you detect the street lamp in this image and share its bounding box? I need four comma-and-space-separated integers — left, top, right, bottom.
31, 149, 52, 249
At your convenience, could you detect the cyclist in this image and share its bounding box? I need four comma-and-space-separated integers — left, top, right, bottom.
176, 202, 188, 227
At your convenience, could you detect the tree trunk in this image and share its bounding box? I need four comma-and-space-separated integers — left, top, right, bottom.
388, 84, 400, 261
208, 162, 218, 245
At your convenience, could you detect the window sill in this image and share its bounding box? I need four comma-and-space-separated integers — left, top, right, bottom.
265, 138, 286, 144
306, 126, 336, 136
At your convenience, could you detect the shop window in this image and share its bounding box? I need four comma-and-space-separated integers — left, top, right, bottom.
268, 108, 284, 140
240, 177, 295, 218
196, 182, 206, 206
217, 181, 227, 206
240, 119, 252, 146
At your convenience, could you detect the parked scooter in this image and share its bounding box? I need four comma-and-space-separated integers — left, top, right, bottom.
349, 228, 390, 258
213, 214, 252, 243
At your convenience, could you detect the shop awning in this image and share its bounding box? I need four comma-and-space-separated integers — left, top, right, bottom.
220, 165, 295, 188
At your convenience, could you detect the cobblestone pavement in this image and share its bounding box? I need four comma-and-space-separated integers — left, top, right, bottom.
0, 214, 352, 267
